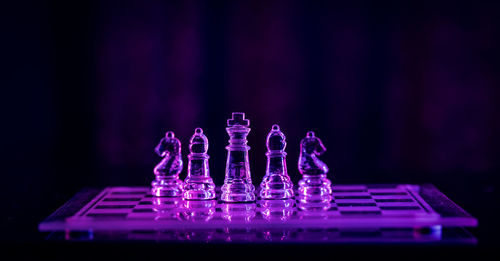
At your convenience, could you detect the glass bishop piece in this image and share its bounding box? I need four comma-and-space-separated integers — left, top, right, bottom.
259, 124, 294, 199
221, 112, 256, 202
183, 128, 216, 200
151, 131, 184, 197
298, 131, 332, 197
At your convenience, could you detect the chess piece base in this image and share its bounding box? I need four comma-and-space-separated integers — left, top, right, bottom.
259, 174, 294, 199
183, 178, 216, 200
151, 177, 184, 197
298, 174, 332, 197
260, 189, 294, 200
221, 182, 256, 202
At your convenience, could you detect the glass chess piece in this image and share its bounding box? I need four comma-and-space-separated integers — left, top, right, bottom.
221, 112, 256, 202
151, 131, 184, 197
183, 128, 216, 200
259, 124, 294, 199
298, 131, 332, 198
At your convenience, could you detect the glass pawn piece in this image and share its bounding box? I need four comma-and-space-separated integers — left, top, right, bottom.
259, 124, 294, 199
221, 112, 256, 202
151, 131, 184, 197
183, 128, 216, 200
298, 131, 332, 197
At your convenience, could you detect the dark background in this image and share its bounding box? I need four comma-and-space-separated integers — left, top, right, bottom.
2, 0, 499, 255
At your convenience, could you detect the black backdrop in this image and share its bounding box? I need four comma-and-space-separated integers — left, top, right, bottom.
2, 0, 500, 253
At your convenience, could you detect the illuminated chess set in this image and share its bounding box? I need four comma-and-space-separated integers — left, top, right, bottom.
39, 112, 477, 243
151, 112, 331, 203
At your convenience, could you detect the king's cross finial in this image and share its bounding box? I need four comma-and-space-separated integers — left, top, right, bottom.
227, 112, 250, 127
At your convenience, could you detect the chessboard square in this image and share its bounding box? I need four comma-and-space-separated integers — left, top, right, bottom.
98, 200, 142, 206
366, 187, 406, 192
371, 195, 412, 200
331, 189, 367, 193
374, 198, 414, 203
337, 206, 381, 212
134, 204, 156, 209
102, 197, 142, 202
87, 209, 131, 214
380, 211, 427, 216
334, 195, 372, 200
365, 184, 399, 189
126, 213, 159, 219
86, 213, 129, 218
340, 210, 382, 215
94, 205, 135, 209
379, 206, 422, 211
370, 192, 408, 196
132, 208, 155, 213
336, 203, 377, 207
333, 185, 367, 190
110, 187, 149, 191
377, 202, 420, 207
331, 192, 371, 196
110, 191, 147, 195
334, 199, 375, 204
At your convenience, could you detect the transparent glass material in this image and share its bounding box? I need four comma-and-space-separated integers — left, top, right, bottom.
151, 131, 184, 197
298, 131, 332, 199
259, 124, 294, 199
221, 112, 256, 202
183, 128, 216, 200
220, 203, 257, 222
152, 197, 183, 220
182, 200, 216, 222
260, 199, 295, 221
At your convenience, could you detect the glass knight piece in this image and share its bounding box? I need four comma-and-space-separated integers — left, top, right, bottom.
183, 128, 216, 200
298, 131, 332, 197
221, 112, 256, 202
259, 124, 294, 199
151, 131, 184, 197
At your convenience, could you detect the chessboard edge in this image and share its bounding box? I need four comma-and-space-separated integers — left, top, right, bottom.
38, 188, 103, 231
418, 184, 478, 227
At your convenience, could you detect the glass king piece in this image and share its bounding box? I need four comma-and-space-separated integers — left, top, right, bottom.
221, 112, 256, 202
